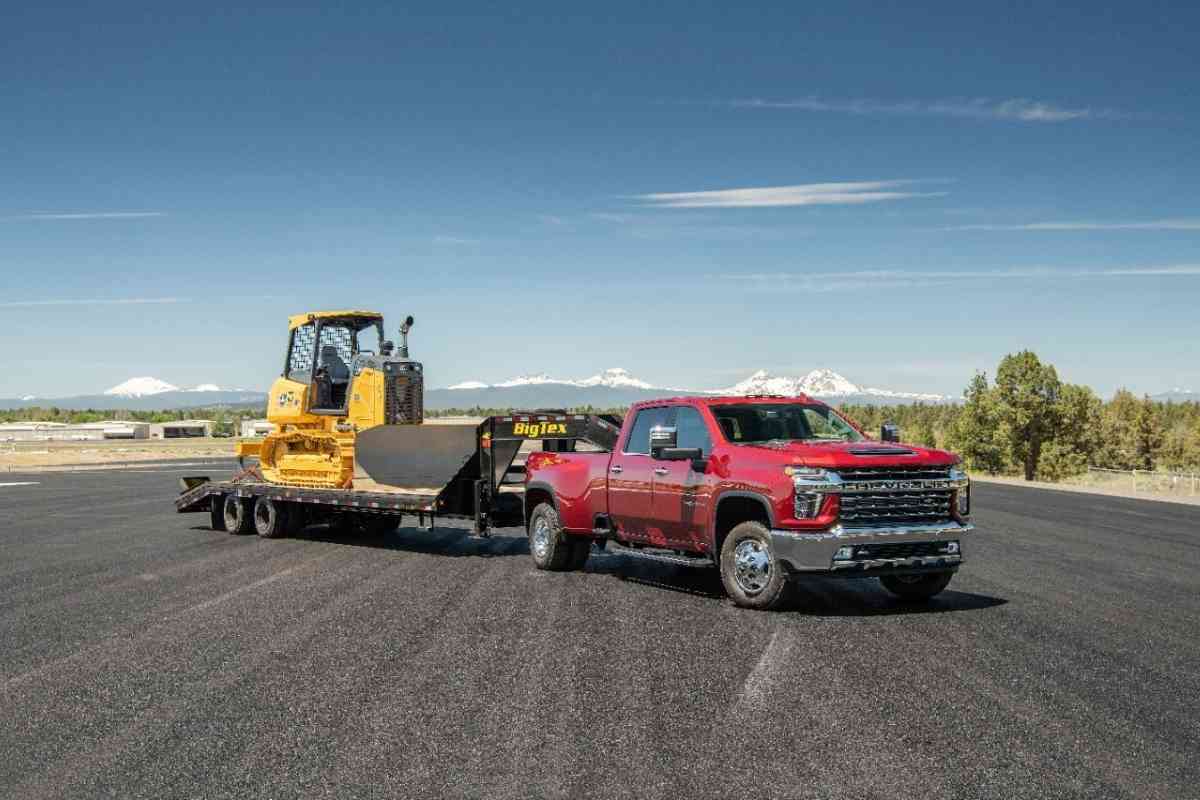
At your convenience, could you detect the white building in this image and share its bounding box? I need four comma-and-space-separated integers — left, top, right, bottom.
240, 419, 274, 438
149, 420, 212, 439
0, 421, 150, 442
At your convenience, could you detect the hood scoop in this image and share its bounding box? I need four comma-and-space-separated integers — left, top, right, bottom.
848, 445, 917, 456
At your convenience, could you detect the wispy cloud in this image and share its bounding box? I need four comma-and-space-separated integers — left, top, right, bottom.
719, 264, 1200, 292
0, 297, 187, 308
942, 219, 1200, 232
637, 180, 946, 209
2, 211, 167, 221
728, 97, 1130, 123
432, 235, 480, 245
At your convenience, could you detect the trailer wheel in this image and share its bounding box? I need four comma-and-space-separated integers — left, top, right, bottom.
223, 495, 254, 535
719, 521, 792, 611
528, 503, 571, 571
253, 496, 289, 538
210, 495, 227, 531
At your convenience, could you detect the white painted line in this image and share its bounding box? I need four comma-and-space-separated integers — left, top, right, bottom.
0, 482, 40, 487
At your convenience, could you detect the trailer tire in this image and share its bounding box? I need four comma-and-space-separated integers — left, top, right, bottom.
253, 496, 289, 538
880, 571, 954, 601
719, 521, 792, 611
210, 495, 227, 531
528, 503, 571, 571
223, 495, 254, 535
567, 538, 592, 570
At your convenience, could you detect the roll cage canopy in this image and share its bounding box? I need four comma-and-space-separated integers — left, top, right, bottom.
288, 310, 383, 332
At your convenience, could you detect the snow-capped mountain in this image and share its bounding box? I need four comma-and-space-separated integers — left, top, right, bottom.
104, 377, 181, 397
1151, 387, 1198, 402
455, 368, 657, 391
431, 367, 951, 408
715, 368, 947, 402
192, 383, 224, 392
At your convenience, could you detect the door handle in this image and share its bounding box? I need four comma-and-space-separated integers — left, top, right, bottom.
653, 467, 669, 476
610, 465, 623, 474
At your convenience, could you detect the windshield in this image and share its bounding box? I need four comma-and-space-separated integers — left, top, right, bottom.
710, 403, 864, 444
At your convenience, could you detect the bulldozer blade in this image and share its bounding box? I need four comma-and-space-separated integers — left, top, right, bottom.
354, 424, 479, 490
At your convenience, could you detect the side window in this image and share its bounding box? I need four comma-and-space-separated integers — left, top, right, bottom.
317, 324, 355, 364
801, 408, 837, 437
287, 323, 316, 381
623, 407, 670, 454
676, 407, 712, 454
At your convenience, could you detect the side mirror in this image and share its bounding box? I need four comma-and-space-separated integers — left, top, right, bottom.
649, 425, 677, 455
881, 423, 900, 443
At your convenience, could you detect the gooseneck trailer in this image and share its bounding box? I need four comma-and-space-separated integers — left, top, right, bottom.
175, 412, 621, 537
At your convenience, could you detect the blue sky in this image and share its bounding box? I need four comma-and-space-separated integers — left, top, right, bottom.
3, 1, 1198, 398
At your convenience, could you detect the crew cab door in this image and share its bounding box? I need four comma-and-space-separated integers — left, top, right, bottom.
651, 405, 715, 549
607, 407, 670, 543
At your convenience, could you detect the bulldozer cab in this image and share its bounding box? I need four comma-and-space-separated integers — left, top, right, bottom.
284, 311, 384, 414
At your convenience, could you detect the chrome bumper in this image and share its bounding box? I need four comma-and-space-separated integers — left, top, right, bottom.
770, 521, 975, 573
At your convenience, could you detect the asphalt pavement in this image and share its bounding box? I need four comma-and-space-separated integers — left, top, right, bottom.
1, 465, 1197, 799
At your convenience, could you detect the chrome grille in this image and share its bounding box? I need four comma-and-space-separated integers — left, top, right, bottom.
836, 465, 952, 482
839, 490, 954, 526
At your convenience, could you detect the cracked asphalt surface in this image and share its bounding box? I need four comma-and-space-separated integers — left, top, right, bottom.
1, 466, 1197, 799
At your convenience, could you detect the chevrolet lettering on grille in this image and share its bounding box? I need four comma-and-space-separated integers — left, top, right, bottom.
840, 478, 961, 493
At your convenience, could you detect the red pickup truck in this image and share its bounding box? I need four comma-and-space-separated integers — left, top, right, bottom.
523, 395, 973, 610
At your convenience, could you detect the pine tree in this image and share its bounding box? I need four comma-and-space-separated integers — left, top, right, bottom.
993, 352, 1061, 480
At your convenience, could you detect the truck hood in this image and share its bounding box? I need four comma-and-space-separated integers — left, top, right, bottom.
730, 440, 957, 469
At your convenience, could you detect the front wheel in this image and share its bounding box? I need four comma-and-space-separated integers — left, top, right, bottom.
880, 571, 954, 601
719, 521, 791, 610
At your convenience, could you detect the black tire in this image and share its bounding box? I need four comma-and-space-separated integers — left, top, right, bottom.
880, 571, 954, 601
223, 494, 255, 535
527, 503, 571, 571
566, 538, 592, 571
210, 495, 227, 531
253, 496, 289, 538
719, 521, 792, 610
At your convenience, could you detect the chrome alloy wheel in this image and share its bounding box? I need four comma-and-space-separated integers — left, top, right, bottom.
531, 516, 551, 560
733, 538, 772, 595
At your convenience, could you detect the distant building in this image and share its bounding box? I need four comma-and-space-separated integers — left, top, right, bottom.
149, 420, 212, 439
240, 419, 274, 438
0, 421, 150, 442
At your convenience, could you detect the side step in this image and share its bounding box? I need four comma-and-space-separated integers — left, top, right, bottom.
603, 540, 715, 568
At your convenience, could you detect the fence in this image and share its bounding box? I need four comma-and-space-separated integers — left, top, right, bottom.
1083, 467, 1200, 498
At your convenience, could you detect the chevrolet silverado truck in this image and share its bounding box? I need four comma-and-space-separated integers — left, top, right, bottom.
523, 395, 973, 610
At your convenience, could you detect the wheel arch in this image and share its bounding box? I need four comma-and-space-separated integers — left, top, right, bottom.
711, 491, 773, 555
524, 481, 559, 529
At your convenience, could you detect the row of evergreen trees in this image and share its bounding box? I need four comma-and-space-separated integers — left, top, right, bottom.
840, 351, 1198, 480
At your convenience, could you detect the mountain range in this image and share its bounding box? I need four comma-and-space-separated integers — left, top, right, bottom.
4, 369, 1193, 412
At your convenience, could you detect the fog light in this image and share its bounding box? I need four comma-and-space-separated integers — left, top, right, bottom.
943, 541, 960, 555
955, 484, 971, 516
834, 546, 854, 561
794, 492, 822, 519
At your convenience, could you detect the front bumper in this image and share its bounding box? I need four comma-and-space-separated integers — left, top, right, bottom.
770, 521, 975, 574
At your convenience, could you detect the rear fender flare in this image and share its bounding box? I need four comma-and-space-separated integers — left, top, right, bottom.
524, 480, 560, 525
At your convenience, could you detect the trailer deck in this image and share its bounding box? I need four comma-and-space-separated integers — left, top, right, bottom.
175, 412, 622, 534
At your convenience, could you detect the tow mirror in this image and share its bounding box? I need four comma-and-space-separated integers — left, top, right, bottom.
881, 423, 900, 443
649, 425, 677, 454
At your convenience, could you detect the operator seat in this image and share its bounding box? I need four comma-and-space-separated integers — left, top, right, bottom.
317, 345, 350, 409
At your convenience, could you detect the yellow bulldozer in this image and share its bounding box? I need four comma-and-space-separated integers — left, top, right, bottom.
236, 310, 425, 489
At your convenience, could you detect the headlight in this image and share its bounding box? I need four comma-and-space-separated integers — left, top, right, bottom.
787, 466, 838, 519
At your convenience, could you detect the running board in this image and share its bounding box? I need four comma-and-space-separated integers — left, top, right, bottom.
605, 541, 715, 568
